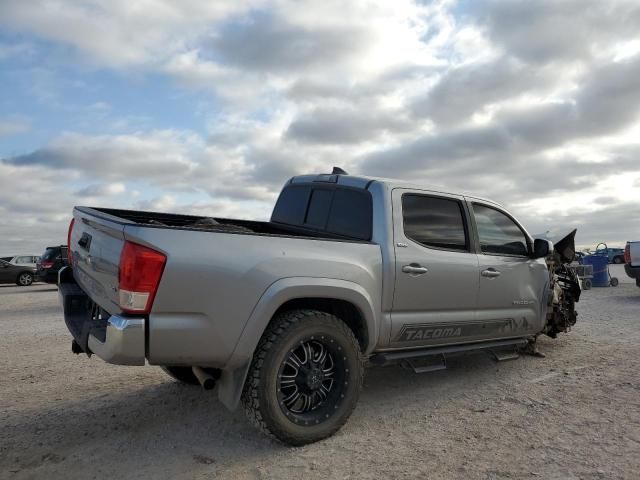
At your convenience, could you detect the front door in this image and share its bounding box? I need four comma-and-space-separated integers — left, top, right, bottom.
470, 202, 548, 337
390, 189, 480, 348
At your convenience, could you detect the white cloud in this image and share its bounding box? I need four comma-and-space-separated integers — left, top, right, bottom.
0, 0, 262, 67
75, 182, 126, 197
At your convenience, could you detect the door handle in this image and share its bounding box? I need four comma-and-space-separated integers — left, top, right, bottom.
402, 264, 428, 275
481, 268, 501, 278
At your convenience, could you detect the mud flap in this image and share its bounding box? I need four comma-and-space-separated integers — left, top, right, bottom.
217, 362, 252, 410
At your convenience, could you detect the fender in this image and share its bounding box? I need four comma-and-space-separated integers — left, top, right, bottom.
217, 276, 380, 410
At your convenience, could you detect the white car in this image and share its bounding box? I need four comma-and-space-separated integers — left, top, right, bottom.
0, 255, 41, 268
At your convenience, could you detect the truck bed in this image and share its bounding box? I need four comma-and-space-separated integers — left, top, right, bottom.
82, 207, 367, 242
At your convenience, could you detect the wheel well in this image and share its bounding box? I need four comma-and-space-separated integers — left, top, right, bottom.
273, 298, 368, 351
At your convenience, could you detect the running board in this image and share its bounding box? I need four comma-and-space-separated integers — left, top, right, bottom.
370, 338, 528, 367
489, 348, 520, 362
402, 355, 447, 373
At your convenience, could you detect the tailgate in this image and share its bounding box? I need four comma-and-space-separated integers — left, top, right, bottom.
70, 207, 128, 314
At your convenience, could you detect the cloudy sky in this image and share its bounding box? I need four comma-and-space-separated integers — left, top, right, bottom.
1, 0, 640, 255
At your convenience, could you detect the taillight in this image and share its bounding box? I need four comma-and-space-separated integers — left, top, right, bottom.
624, 244, 631, 264
41, 261, 54, 269
118, 241, 166, 314
67, 218, 75, 265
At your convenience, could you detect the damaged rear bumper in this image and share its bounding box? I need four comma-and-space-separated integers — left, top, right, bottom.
58, 267, 146, 366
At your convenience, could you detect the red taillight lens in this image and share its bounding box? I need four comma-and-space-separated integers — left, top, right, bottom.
67, 218, 75, 265
624, 244, 631, 264
41, 261, 54, 268
118, 241, 166, 314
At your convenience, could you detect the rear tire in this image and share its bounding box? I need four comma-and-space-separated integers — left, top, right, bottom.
583, 278, 592, 290
160, 366, 200, 385
613, 256, 624, 264
242, 309, 364, 446
16, 272, 33, 286
610, 277, 619, 287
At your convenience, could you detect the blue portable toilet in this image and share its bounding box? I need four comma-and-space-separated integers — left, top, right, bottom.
583, 255, 609, 287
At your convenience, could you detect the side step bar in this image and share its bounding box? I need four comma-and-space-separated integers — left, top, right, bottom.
370, 338, 529, 367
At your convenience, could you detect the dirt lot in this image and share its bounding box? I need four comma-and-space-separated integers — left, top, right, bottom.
2, 266, 639, 480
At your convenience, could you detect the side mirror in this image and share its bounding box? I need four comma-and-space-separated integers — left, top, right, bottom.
533, 238, 553, 259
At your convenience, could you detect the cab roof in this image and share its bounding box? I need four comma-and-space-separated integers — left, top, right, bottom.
289, 173, 503, 208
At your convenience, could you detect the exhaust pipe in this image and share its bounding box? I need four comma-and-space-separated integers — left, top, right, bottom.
192, 366, 217, 390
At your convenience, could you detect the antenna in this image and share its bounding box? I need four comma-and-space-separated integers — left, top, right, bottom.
332, 167, 348, 175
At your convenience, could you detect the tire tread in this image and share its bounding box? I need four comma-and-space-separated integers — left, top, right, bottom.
241, 309, 363, 445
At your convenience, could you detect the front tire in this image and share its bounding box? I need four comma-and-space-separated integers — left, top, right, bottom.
160, 366, 200, 385
16, 272, 33, 286
613, 256, 624, 264
242, 309, 364, 446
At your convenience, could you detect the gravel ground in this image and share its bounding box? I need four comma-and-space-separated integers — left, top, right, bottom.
1, 266, 639, 480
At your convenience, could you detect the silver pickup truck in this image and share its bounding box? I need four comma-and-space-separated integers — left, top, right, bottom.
59, 170, 580, 445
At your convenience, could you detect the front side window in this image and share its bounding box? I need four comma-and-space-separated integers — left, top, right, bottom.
473, 204, 529, 256
402, 194, 468, 251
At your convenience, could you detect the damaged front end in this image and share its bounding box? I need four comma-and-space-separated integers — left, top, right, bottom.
544, 229, 581, 338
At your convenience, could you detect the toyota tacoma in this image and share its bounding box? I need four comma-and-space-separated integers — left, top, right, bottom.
58, 169, 580, 445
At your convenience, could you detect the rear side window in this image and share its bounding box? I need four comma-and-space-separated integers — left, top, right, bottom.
473, 204, 529, 256
402, 194, 468, 251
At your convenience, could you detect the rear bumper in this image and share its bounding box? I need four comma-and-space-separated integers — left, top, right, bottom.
58, 267, 146, 366
624, 263, 640, 280
87, 316, 145, 366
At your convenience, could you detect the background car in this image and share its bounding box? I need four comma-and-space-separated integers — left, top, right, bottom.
0, 259, 36, 286
593, 247, 625, 264
36, 246, 69, 284
1, 255, 41, 268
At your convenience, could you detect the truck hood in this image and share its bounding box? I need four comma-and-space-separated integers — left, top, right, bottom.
553, 229, 577, 264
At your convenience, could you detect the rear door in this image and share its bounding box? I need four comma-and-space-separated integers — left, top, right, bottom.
470, 201, 548, 336
390, 189, 480, 347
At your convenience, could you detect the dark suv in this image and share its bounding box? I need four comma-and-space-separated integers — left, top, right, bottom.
37, 246, 69, 284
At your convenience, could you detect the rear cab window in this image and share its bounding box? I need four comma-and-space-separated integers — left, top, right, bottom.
271, 184, 373, 241
472, 203, 529, 256
42, 248, 61, 261
401, 194, 469, 251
